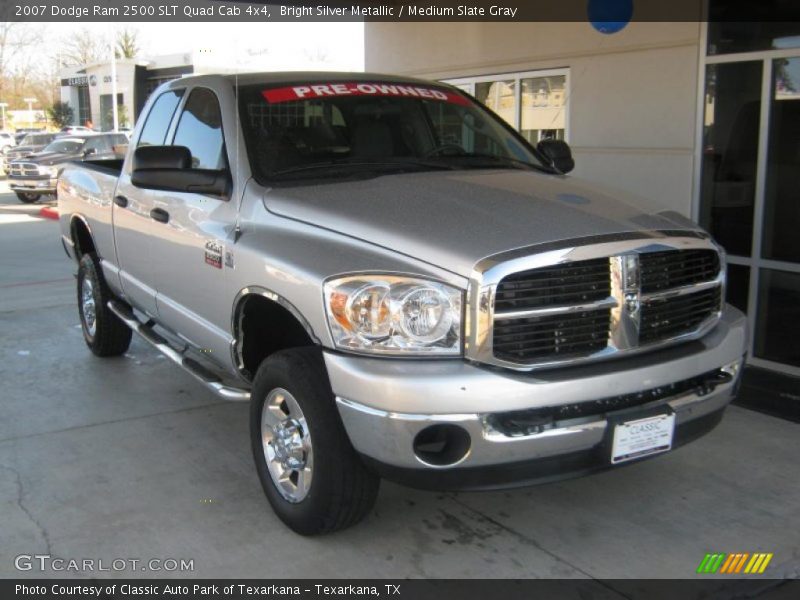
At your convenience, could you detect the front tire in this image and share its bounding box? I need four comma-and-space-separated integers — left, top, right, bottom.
250, 347, 379, 535
16, 192, 41, 203
77, 253, 132, 357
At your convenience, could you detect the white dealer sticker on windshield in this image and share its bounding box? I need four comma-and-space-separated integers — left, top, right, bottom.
262, 83, 469, 105
611, 413, 675, 464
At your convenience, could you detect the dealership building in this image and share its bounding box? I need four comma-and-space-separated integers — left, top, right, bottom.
58, 53, 195, 131
365, 17, 800, 376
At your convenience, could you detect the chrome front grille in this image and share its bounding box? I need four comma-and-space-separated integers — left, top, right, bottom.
8, 162, 39, 177
468, 236, 725, 371
494, 258, 610, 311
493, 309, 611, 362
640, 249, 720, 293
640, 285, 722, 344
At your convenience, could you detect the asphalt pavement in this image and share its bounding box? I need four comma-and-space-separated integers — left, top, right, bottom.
0, 184, 798, 584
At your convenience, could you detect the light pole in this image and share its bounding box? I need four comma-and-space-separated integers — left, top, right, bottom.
0, 103, 7, 131
24, 97, 37, 129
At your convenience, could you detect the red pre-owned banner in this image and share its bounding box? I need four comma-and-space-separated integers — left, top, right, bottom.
262, 82, 470, 105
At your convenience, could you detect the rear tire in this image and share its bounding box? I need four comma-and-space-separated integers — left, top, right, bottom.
16, 192, 40, 203
77, 253, 132, 357
250, 347, 379, 535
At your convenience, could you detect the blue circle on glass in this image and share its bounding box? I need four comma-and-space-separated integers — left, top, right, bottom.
588, 0, 633, 34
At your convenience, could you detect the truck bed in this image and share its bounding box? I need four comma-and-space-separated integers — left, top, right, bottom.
76, 158, 125, 175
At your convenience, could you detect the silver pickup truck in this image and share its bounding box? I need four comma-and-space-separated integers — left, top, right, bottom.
58, 72, 748, 535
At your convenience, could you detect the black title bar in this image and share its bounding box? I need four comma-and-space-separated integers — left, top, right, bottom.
1, 0, 800, 23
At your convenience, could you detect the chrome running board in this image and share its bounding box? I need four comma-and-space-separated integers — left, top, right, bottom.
108, 300, 250, 402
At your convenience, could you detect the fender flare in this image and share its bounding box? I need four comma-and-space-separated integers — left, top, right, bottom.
229, 285, 322, 377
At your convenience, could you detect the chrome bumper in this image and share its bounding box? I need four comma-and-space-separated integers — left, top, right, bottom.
326, 306, 747, 471
9, 178, 57, 193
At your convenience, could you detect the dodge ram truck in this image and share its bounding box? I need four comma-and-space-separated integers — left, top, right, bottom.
58, 72, 748, 535
9, 132, 128, 203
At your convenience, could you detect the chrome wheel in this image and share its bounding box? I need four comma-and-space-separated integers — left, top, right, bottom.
261, 387, 313, 503
81, 277, 97, 337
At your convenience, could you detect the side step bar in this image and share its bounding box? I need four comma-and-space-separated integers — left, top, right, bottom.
108, 300, 250, 402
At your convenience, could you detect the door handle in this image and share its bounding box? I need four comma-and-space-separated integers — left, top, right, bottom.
113, 195, 128, 208
150, 208, 169, 223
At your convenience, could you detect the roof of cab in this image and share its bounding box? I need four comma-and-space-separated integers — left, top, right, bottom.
173, 71, 457, 89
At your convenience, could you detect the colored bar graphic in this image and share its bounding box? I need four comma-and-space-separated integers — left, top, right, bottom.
719, 554, 736, 573
700, 552, 773, 575
734, 553, 749, 573
697, 553, 713, 573
759, 554, 773, 573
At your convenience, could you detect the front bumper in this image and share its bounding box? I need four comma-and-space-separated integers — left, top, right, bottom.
326, 305, 747, 489
8, 177, 57, 194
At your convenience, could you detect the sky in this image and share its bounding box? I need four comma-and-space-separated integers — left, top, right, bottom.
43, 21, 365, 72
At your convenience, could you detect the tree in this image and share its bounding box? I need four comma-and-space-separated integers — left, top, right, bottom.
61, 28, 106, 66
47, 101, 74, 128
0, 22, 45, 101
115, 28, 139, 59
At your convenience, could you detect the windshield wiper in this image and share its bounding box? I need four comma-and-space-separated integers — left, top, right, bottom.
270, 158, 456, 179
442, 152, 555, 173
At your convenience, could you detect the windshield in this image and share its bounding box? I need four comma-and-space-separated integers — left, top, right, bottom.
20, 134, 53, 146
42, 139, 84, 154
238, 81, 550, 183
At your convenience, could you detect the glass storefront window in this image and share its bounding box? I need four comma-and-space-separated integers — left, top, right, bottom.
445, 70, 569, 142
725, 263, 751, 313
520, 75, 566, 143
761, 57, 800, 264
754, 269, 800, 367
474, 79, 516, 127
698, 61, 762, 257
708, 21, 800, 56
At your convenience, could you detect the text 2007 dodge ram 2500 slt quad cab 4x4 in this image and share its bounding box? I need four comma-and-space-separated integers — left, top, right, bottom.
58, 73, 748, 535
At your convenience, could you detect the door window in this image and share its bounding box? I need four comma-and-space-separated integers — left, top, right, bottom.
137, 90, 183, 147
172, 88, 226, 170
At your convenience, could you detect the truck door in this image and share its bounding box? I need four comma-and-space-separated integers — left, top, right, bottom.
113, 89, 183, 317
144, 86, 239, 362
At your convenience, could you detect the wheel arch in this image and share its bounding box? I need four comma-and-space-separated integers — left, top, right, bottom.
231, 286, 322, 382
70, 214, 96, 260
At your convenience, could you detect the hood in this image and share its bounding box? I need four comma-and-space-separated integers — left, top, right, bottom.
8, 144, 44, 156
23, 151, 78, 166
263, 169, 704, 277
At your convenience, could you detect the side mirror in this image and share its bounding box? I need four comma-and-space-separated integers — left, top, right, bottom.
536, 139, 574, 174
131, 145, 230, 197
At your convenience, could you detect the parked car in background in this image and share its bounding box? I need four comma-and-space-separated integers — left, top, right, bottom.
8, 132, 128, 203
4, 132, 57, 173
61, 125, 94, 135
0, 132, 16, 153
14, 128, 43, 143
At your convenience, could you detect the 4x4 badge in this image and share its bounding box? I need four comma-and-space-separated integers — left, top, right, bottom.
204, 240, 223, 269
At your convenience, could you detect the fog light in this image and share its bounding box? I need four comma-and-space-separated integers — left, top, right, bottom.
412, 424, 471, 467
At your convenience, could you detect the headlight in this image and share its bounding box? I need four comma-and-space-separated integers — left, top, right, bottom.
39, 166, 58, 177
324, 275, 462, 356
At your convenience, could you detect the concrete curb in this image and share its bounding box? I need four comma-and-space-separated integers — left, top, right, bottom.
39, 206, 59, 220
